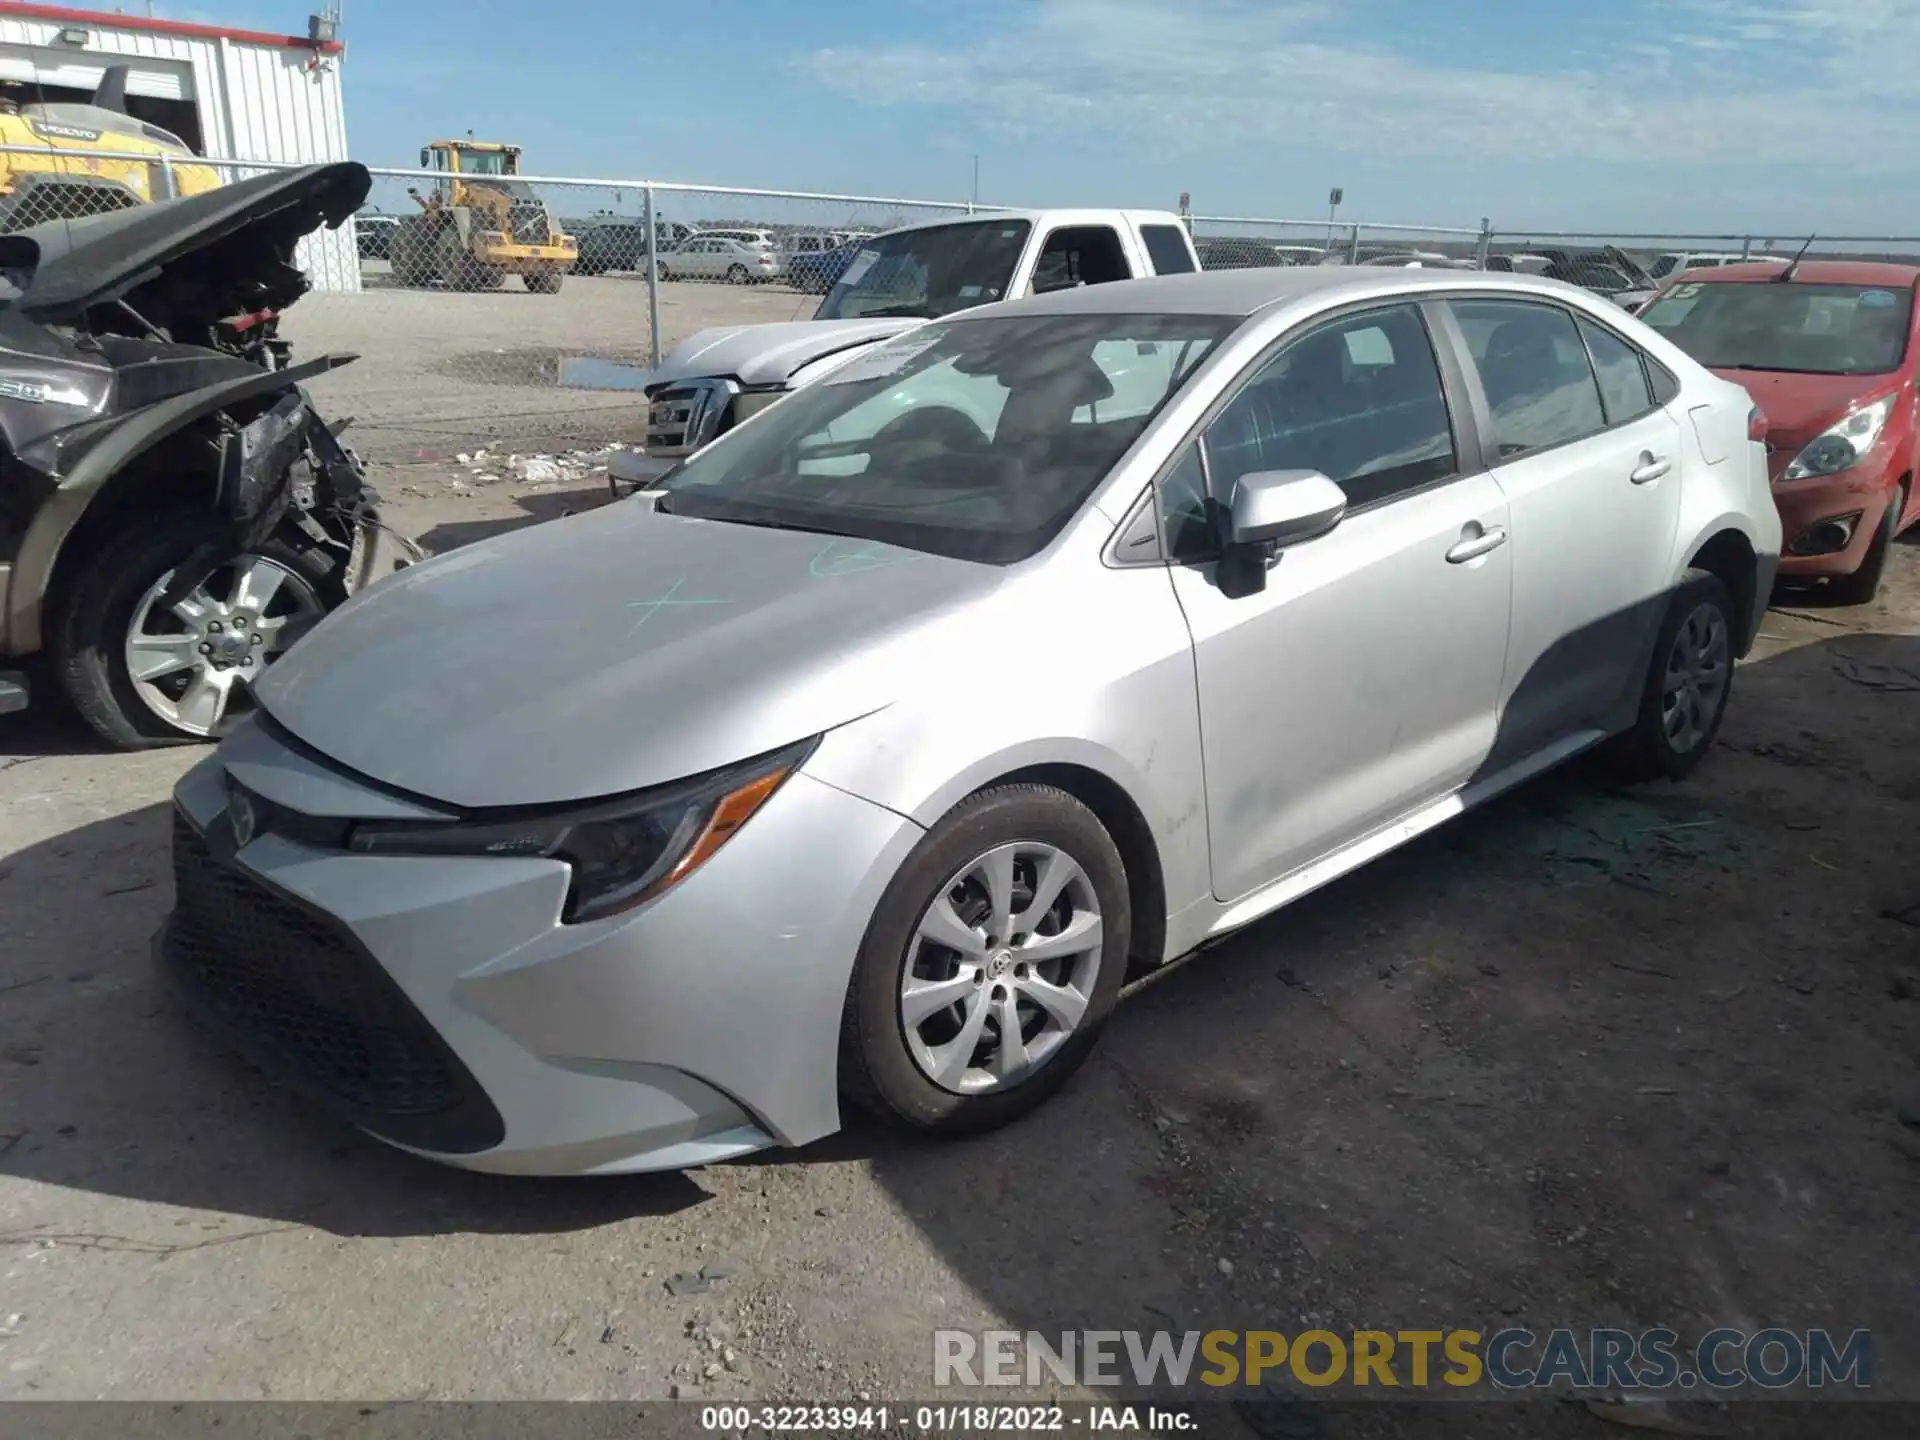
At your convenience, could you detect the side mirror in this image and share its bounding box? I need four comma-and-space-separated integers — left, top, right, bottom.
1217, 470, 1347, 598
1229, 469, 1347, 548
419, 147, 431, 168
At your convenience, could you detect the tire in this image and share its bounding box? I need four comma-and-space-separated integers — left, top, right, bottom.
51, 511, 347, 750
726, 263, 749, 285
1826, 484, 1904, 606
1606, 568, 1737, 783
524, 269, 564, 295
839, 784, 1132, 1136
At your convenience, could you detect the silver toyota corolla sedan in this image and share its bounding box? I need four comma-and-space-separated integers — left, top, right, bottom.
159, 268, 1781, 1175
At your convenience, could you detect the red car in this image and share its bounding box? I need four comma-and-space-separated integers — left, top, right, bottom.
1638, 260, 1918, 602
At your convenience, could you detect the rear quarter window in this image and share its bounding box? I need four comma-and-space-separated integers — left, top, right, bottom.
1142, 224, 1197, 275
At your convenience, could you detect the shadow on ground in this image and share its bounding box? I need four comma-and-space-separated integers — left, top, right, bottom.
413, 484, 612, 555
849, 627, 1919, 1419
0, 799, 707, 1238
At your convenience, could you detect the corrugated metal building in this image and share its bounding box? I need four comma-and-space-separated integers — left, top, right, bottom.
0, 2, 357, 289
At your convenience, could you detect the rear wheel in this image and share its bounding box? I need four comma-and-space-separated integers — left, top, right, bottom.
52, 511, 347, 749
1826, 484, 1904, 606
839, 784, 1131, 1135
1606, 568, 1736, 783
524, 268, 564, 294
726, 263, 749, 285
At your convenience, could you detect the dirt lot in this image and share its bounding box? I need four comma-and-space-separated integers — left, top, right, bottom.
281, 271, 810, 464
1, 466, 1916, 1432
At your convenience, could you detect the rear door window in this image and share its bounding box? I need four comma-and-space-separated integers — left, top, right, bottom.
1141, 224, 1197, 275
1448, 299, 1607, 456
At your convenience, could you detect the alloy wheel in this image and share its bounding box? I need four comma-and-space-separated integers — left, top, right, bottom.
1661, 600, 1729, 754
901, 841, 1104, 1095
123, 555, 325, 736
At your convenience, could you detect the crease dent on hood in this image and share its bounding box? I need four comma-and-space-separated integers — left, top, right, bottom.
653, 317, 921, 388
254, 505, 1005, 808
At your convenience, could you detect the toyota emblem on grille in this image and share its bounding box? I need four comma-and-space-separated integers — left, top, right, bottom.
227, 777, 257, 848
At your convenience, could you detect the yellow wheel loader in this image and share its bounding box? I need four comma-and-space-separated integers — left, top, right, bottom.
0, 66, 222, 230
391, 141, 576, 294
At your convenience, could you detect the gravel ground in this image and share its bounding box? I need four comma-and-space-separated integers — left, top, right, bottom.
1, 468, 1916, 1431
280, 270, 810, 465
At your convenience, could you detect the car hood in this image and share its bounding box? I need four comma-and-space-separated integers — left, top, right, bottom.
651, 317, 921, 387
1713, 368, 1891, 448
253, 502, 1005, 808
0, 161, 369, 327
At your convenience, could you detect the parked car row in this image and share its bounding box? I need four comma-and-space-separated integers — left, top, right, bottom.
572, 221, 880, 282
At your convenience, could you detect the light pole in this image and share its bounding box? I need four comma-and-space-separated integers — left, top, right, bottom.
971, 154, 980, 211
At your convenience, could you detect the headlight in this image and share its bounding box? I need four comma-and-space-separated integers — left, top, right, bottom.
1783, 395, 1894, 479
346, 738, 816, 923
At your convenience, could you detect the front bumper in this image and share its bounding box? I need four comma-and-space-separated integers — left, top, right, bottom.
1772, 465, 1897, 577
158, 722, 922, 1174
473, 240, 576, 267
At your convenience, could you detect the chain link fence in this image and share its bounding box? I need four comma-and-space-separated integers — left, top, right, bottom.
1187, 213, 1489, 271
7, 144, 1919, 472
300, 171, 981, 467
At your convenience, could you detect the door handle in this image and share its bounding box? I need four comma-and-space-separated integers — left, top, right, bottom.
1631, 452, 1671, 484
1445, 525, 1508, 563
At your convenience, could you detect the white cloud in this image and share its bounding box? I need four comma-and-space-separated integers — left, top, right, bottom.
797, 0, 1920, 174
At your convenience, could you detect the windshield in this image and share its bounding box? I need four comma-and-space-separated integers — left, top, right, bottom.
456, 148, 511, 175
1641, 280, 1915, 375
814, 220, 1033, 321
655, 312, 1235, 563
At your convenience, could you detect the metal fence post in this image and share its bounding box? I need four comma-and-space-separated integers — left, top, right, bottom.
1347, 223, 1362, 263
1740, 235, 1753, 261
644, 183, 662, 369
1476, 217, 1493, 270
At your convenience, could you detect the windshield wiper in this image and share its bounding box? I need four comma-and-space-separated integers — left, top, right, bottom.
859, 304, 938, 319
1709, 362, 1805, 373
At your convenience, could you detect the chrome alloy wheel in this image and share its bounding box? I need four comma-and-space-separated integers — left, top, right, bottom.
901, 841, 1104, 1095
1661, 600, 1730, 754
123, 555, 324, 736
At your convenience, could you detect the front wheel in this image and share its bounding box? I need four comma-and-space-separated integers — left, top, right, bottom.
525, 268, 564, 295
839, 784, 1131, 1136
52, 511, 347, 749
1606, 568, 1737, 783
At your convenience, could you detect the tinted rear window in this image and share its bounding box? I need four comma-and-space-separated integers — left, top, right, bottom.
1641, 280, 1914, 375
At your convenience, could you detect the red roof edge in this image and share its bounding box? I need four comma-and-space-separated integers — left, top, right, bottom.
0, 3, 346, 55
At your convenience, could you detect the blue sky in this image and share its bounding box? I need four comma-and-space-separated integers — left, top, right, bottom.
184, 1, 1920, 235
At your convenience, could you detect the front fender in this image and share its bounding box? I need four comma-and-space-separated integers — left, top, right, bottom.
5, 353, 355, 655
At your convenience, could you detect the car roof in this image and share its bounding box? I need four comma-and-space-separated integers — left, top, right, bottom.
964, 266, 1625, 319
875, 208, 1185, 238
1679, 259, 1920, 285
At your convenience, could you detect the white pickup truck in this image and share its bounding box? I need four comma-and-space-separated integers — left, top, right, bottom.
614, 208, 1200, 487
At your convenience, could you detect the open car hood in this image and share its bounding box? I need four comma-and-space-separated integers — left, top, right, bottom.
1602, 244, 1656, 288
0, 161, 370, 327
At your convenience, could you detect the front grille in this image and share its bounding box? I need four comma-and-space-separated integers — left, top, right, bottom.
507, 200, 548, 245
161, 811, 504, 1154
645, 389, 697, 452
